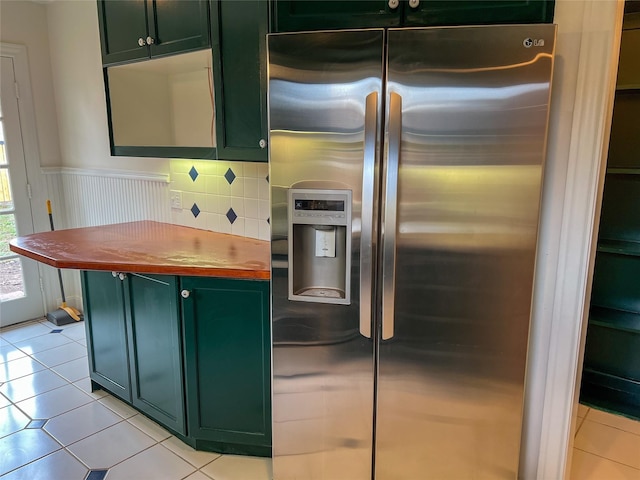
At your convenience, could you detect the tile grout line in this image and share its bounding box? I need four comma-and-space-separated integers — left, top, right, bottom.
574, 446, 640, 472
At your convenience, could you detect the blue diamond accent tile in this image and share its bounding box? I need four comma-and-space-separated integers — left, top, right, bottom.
226, 208, 238, 225
189, 166, 199, 182
190, 203, 201, 218
50, 329, 63, 334
87, 470, 109, 480
224, 168, 236, 184
26, 419, 47, 429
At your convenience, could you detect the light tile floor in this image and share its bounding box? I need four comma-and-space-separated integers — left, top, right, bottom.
571, 403, 640, 479
0, 318, 271, 480
3, 318, 639, 480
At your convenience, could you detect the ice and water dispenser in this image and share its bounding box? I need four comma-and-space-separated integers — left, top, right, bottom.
288, 189, 352, 305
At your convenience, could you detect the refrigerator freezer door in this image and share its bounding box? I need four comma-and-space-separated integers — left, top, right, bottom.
269, 30, 385, 480
376, 25, 556, 479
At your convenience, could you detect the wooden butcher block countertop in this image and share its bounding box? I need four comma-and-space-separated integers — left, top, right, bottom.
9, 221, 270, 279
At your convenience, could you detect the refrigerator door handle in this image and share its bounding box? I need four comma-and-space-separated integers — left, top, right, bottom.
360, 91, 378, 339
382, 92, 401, 340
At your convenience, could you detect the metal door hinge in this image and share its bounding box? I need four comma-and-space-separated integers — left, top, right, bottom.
14, 82, 20, 99
26, 183, 32, 199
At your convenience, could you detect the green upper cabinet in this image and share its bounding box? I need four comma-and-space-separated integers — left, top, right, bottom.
211, 0, 269, 161
181, 276, 271, 456
404, 1, 554, 26
97, 0, 210, 65
272, 0, 401, 32
272, 0, 554, 32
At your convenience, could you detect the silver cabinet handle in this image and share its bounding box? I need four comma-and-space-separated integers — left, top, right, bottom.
382, 92, 401, 340
146, 36, 155, 45
388, 0, 399, 9
408, 0, 420, 7
259, 138, 267, 149
118, 272, 127, 281
181, 289, 190, 299
360, 92, 378, 339
112, 271, 118, 277
138, 37, 146, 47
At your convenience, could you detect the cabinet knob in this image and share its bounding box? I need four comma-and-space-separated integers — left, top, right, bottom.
408, 0, 420, 8
259, 139, 267, 149
138, 37, 146, 47
181, 289, 191, 299
112, 271, 118, 277
146, 36, 155, 45
118, 273, 127, 281
388, 0, 399, 8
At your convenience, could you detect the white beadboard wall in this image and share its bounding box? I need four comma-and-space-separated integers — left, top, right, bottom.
41, 167, 171, 311
40, 160, 270, 310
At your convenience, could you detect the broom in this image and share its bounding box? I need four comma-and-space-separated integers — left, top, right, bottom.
45, 200, 83, 325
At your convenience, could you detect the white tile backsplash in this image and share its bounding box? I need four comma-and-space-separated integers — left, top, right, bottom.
170, 159, 270, 240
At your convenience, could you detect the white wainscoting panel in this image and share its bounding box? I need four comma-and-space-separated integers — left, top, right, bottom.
41, 167, 171, 311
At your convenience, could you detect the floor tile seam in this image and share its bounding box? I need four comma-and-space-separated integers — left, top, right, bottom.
13, 337, 75, 356
93, 439, 163, 471
574, 415, 587, 436
573, 446, 640, 471
48, 416, 130, 450
13, 382, 96, 419
159, 439, 222, 470
581, 418, 640, 438
1, 366, 75, 405
0, 442, 65, 477
125, 415, 172, 442
47, 355, 88, 372
31, 351, 88, 369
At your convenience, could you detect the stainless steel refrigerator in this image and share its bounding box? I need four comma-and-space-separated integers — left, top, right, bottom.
268, 24, 555, 479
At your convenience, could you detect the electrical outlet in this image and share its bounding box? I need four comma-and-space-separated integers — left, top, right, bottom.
170, 190, 183, 209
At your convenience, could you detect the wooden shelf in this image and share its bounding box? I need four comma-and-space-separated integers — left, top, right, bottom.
606, 168, 640, 175
589, 306, 640, 334
597, 239, 640, 257
616, 85, 640, 92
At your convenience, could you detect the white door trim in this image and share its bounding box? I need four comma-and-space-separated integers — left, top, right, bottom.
1, 42, 48, 320
525, 1, 625, 478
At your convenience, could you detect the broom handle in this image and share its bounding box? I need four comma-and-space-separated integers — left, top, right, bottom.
47, 200, 67, 304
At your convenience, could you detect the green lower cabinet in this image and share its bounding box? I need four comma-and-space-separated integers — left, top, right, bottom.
181, 276, 271, 456
125, 274, 185, 435
82, 271, 131, 402
82, 271, 185, 435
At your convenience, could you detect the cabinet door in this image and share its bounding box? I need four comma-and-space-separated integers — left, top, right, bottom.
182, 277, 271, 456
97, 0, 150, 65
272, 0, 401, 32
403, 0, 554, 27
125, 274, 185, 435
147, 0, 210, 57
212, 0, 269, 161
82, 271, 131, 402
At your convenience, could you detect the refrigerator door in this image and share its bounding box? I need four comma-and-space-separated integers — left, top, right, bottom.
376, 25, 555, 479
269, 30, 384, 480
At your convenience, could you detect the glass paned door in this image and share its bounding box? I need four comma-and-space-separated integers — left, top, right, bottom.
0, 55, 43, 326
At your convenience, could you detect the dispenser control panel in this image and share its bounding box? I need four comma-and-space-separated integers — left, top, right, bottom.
289, 190, 350, 226
288, 189, 352, 305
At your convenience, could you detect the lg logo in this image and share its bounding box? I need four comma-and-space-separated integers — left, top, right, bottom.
523, 38, 545, 48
